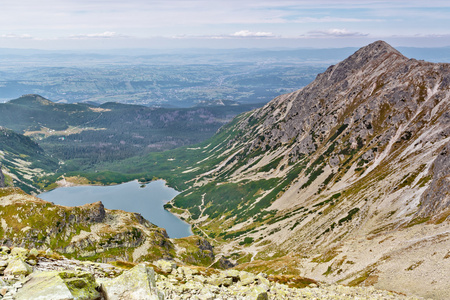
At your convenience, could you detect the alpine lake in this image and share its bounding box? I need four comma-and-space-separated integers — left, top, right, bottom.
38, 180, 192, 239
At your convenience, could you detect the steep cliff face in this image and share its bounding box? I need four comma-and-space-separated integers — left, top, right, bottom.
168, 41, 450, 299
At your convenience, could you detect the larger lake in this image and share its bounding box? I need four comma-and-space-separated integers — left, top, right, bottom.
38, 180, 192, 239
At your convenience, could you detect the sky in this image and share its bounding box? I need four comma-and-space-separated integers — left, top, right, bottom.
1, 0, 450, 50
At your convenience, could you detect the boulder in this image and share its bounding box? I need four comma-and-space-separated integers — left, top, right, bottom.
223, 269, 240, 279
208, 275, 233, 287
239, 271, 257, 286
15, 271, 101, 300
29, 248, 40, 257
59, 272, 101, 300
11, 247, 28, 258
3, 258, 32, 277
154, 259, 177, 273
0, 246, 10, 254
256, 275, 270, 290
101, 264, 163, 300
245, 285, 269, 300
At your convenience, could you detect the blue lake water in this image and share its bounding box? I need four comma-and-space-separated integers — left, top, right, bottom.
37, 180, 192, 239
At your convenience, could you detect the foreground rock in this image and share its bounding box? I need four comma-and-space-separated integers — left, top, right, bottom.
100, 264, 163, 300
15, 271, 101, 300
0, 248, 425, 300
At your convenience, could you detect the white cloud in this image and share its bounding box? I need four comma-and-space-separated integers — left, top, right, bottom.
0, 33, 33, 39
306, 29, 368, 37
231, 30, 275, 38
68, 32, 129, 39
171, 30, 277, 39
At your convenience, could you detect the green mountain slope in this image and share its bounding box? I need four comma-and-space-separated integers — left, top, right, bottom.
0, 127, 58, 193
0, 94, 262, 170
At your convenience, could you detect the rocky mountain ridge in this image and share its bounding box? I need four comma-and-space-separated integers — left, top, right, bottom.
165, 41, 450, 299
0, 188, 220, 268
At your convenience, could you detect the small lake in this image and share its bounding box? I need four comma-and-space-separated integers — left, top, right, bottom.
38, 180, 192, 239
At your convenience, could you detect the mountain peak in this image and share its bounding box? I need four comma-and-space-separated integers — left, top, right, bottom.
10, 94, 54, 106
357, 40, 402, 56
342, 40, 405, 67
320, 40, 406, 85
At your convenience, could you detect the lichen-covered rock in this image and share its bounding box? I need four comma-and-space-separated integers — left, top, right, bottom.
0, 246, 10, 254
11, 247, 28, 258
59, 271, 101, 300
3, 258, 32, 276
154, 259, 177, 274
29, 248, 39, 257
239, 271, 257, 286
15, 271, 101, 300
208, 275, 233, 287
245, 285, 268, 300
223, 269, 240, 279
100, 264, 162, 300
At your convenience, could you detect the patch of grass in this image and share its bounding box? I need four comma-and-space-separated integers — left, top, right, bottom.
269, 275, 317, 289
301, 164, 325, 189
239, 237, 254, 246
406, 216, 430, 227
313, 193, 341, 207
347, 269, 374, 287
110, 260, 137, 270
338, 207, 360, 225
258, 157, 283, 173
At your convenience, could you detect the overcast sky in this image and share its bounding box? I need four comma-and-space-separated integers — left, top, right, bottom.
1, 0, 450, 49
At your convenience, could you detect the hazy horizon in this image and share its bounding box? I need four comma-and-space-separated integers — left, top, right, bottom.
1, 1, 450, 50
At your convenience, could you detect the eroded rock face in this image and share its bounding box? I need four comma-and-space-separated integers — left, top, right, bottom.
85, 201, 106, 223
418, 141, 450, 221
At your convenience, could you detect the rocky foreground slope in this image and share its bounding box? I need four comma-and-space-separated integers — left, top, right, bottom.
165, 41, 450, 299
0, 246, 423, 299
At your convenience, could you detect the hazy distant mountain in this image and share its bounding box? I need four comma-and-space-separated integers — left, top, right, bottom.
0, 94, 262, 177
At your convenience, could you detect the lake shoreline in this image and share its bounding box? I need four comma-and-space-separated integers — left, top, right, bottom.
38, 179, 192, 239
